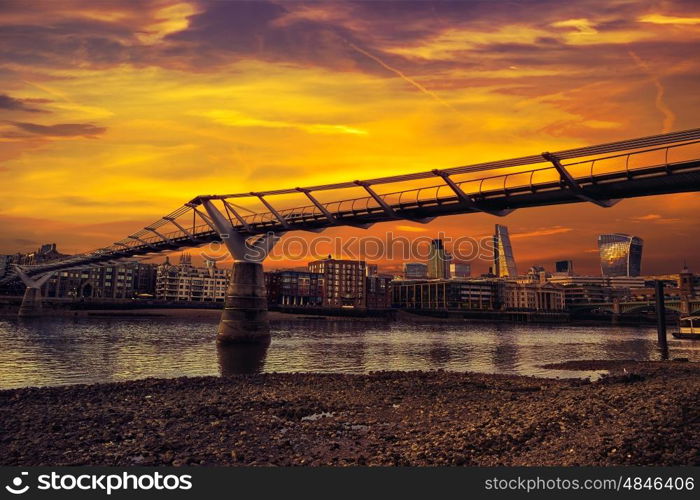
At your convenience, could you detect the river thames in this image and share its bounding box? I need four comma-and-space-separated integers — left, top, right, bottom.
0, 315, 698, 389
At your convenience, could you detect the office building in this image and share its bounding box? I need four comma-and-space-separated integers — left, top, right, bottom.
548, 275, 645, 289
428, 239, 450, 279
265, 270, 323, 307
555, 260, 574, 275
308, 257, 366, 308
560, 284, 612, 306
493, 224, 517, 278
449, 262, 471, 278
366, 274, 392, 309
155, 255, 229, 302
403, 262, 428, 279
47, 261, 157, 299
598, 234, 643, 277
392, 279, 501, 311
504, 282, 565, 311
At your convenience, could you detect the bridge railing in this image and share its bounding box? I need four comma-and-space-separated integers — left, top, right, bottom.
219, 136, 700, 228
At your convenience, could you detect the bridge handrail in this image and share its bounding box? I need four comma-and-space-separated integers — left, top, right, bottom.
254, 137, 700, 221
203, 128, 700, 199
561, 138, 700, 168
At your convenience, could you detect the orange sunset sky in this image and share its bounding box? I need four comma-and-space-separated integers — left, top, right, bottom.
0, 0, 699, 275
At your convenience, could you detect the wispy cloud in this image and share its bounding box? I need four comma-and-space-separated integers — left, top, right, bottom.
631, 213, 680, 223
511, 226, 573, 239
347, 42, 464, 116
0, 94, 51, 113
638, 14, 700, 25
628, 51, 676, 133
196, 110, 367, 136
632, 213, 662, 221
5, 121, 106, 138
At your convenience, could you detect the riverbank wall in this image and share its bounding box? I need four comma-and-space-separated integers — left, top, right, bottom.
0, 295, 669, 326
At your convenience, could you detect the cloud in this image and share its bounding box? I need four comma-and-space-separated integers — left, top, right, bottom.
195, 110, 367, 136
511, 226, 573, 239
6, 121, 106, 138
395, 224, 427, 233
49, 196, 155, 207
628, 51, 676, 133
0, 94, 51, 113
639, 14, 700, 25
631, 213, 680, 223
347, 42, 462, 115
633, 214, 662, 221
135, 2, 199, 45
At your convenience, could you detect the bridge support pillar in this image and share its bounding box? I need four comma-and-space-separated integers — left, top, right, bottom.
19, 286, 43, 317
201, 199, 281, 345
218, 261, 270, 344
14, 267, 54, 318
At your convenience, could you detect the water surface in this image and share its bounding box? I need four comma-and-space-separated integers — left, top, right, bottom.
0, 316, 697, 389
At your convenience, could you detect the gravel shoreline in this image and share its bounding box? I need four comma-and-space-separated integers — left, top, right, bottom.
1, 361, 698, 466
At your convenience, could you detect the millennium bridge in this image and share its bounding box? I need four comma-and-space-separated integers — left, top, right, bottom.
5, 128, 700, 342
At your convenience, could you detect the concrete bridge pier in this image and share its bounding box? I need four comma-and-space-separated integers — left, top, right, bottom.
202, 200, 281, 344
218, 261, 271, 344
14, 266, 53, 318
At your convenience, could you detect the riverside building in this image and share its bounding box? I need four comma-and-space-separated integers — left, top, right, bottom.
307, 257, 367, 308
155, 254, 229, 302
391, 279, 501, 311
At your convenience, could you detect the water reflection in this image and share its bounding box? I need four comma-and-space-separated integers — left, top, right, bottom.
217, 343, 269, 375
493, 332, 520, 374
0, 316, 698, 389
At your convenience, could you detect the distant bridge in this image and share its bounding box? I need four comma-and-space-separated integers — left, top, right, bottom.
5, 127, 700, 281
570, 298, 700, 316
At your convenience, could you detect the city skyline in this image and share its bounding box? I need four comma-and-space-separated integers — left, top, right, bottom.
4, 226, 693, 279
0, 1, 699, 275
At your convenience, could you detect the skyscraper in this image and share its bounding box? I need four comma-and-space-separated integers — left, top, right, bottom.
555, 260, 574, 275
493, 224, 517, 278
598, 234, 643, 277
428, 239, 450, 279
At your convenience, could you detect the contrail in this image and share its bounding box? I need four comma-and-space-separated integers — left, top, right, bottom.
628, 51, 675, 133
347, 42, 462, 116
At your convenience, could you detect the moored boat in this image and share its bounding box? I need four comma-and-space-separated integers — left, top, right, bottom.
673, 316, 700, 340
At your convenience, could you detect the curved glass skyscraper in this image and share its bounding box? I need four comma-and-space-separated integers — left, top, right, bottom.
494, 224, 518, 278
598, 234, 643, 277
